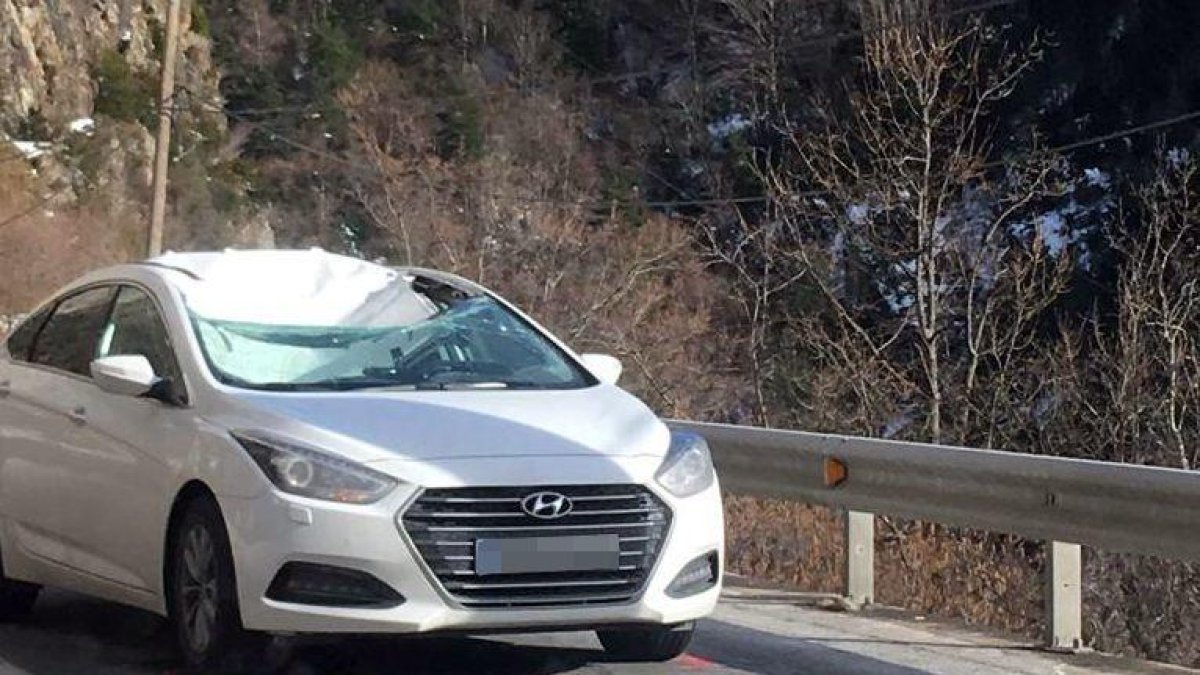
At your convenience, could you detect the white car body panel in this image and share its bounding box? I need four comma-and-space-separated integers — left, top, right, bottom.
228, 386, 670, 463
0, 250, 724, 636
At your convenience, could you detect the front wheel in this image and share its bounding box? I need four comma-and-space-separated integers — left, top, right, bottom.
597, 622, 695, 662
168, 496, 256, 671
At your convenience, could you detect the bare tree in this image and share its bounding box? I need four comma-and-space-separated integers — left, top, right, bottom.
1045, 151, 1200, 469
746, 0, 1069, 443
706, 0, 842, 122
1115, 153, 1200, 469
701, 206, 808, 426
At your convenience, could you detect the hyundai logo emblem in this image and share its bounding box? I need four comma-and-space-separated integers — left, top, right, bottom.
521, 491, 573, 519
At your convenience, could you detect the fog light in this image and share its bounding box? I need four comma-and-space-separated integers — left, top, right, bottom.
666, 551, 720, 598
266, 562, 404, 608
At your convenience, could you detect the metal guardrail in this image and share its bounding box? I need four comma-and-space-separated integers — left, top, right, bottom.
672, 420, 1200, 560
669, 420, 1200, 651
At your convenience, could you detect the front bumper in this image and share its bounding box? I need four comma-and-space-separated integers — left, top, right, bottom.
222, 479, 724, 634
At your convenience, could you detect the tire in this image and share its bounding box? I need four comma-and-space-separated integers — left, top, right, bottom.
597, 622, 695, 662
168, 496, 258, 672
0, 555, 38, 621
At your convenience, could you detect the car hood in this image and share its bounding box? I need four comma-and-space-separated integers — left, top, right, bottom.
228, 384, 670, 464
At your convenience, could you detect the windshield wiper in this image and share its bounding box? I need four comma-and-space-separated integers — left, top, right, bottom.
414, 381, 510, 390
245, 379, 555, 392
493, 380, 546, 389
241, 381, 340, 392
417, 380, 562, 390
244, 377, 411, 392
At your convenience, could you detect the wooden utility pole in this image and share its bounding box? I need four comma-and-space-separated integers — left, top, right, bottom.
148, 0, 183, 257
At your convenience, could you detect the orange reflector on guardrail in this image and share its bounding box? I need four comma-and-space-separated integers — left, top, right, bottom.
823, 457, 848, 487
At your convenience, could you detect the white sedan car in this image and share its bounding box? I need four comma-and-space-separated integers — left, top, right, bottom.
0, 249, 723, 669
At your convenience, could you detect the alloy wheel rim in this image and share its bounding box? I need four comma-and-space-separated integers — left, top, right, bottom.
179, 524, 218, 654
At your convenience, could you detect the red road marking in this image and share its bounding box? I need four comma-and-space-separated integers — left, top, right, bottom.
677, 653, 716, 669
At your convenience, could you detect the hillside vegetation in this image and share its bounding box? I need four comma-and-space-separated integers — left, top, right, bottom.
2, 0, 1200, 665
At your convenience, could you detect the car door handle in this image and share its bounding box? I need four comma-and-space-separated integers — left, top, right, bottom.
67, 406, 87, 425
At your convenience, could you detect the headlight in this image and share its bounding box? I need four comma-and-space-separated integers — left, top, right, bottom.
232, 432, 398, 504
655, 431, 715, 497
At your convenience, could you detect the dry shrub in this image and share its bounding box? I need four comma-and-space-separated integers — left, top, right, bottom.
0, 203, 143, 312
875, 522, 1042, 634
726, 495, 1043, 636
0, 162, 142, 312
1087, 553, 1200, 664
732, 491, 1200, 670
723, 496, 843, 594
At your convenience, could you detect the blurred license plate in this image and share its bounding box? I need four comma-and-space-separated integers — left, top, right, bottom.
475, 535, 620, 576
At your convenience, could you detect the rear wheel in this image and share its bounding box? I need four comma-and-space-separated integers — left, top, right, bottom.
597, 622, 695, 662
168, 496, 257, 671
0, 556, 38, 621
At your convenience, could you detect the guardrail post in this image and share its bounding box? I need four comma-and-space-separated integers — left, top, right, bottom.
1045, 541, 1083, 652
843, 510, 875, 608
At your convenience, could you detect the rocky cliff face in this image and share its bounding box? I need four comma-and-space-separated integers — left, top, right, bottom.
0, 0, 220, 129
0, 1, 271, 313
1, 0, 106, 125
0, 0, 226, 198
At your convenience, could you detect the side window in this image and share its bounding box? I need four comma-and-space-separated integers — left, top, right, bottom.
30, 286, 117, 376
98, 286, 186, 397
5, 304, 54, 362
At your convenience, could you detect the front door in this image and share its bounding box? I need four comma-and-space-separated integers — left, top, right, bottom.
1, 284, 189, 598
50, 285, 191, 595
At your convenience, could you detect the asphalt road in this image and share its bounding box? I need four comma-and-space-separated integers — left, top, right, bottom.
0, 585, 1189, 674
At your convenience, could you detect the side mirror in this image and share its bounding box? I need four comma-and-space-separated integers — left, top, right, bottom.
580, 353, 623, 385
91, 355, 160, 397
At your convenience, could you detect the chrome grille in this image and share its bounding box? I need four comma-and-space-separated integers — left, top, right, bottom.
401, 485, 672, 608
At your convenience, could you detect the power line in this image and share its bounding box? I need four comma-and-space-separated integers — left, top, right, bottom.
661, 108, 1200, 207
5, 1, 1188, 232
0, 139, 117, 231
2, 97, 1188, 234
1050, 110, 1200, 155
184, 95, 480, 119
164, 0, 1037, 209
166, 0, 1048, 211
191, 94, 770, 207
189, 97, 369, 171
190, 90, 1200, 210
0, 183, 74, 230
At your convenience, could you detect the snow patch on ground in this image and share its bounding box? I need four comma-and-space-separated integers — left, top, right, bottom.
68, 118, 95, 135
8, 140, 52, 159
1083, 167, 1111, 189
846, 203, 869, 225
707, 113, 751, 139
